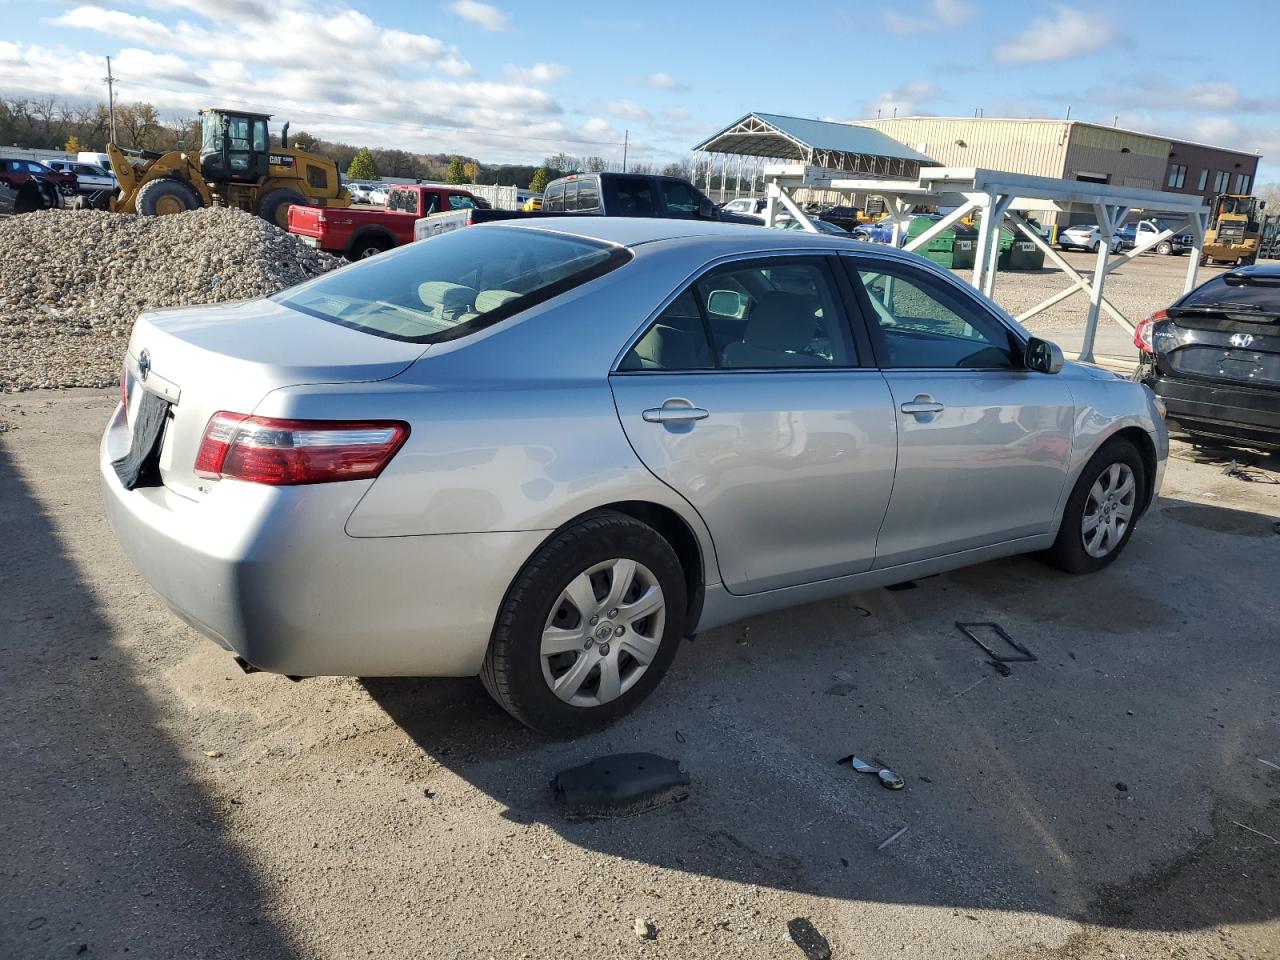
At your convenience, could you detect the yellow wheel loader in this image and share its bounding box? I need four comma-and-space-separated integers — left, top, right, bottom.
109, 108, 349, 227
1201, 194, 1265, 266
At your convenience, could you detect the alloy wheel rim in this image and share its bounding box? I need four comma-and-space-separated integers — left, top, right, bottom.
540, 558, 665, 708
1081, 462, 1136, 558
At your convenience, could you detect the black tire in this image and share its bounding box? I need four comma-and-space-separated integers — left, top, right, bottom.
347, 235, 392, 260
1156, 240, 1173, 256
258, 187, 307, 229
481, 512, 687, 736
1090, 240, 1101, 253
1042, 438, 1146, 575
136, 177, 201, 216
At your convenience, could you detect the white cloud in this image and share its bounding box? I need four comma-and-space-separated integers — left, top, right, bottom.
606, 99, 652, 122
448, 0, 509, 32
884, 0, 973, 34
861, 81, 940, 118
994, 5, 1115, 64
504, 62, 568, 85
643, 72, 686, 91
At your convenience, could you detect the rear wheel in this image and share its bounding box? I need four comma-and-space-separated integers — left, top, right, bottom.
481, 512, 687, 736
348, 236, 391, 260
1090, 240, 1101, 253
1156, 240, 1173, 255
136, 177, 200, 216
258, 188, 307, 229
1042, 439, 1145, 574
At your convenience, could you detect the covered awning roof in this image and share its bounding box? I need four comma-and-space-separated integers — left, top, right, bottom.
693, 112, 936, 178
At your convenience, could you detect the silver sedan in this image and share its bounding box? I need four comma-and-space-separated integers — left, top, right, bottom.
102, 219, 1168, 734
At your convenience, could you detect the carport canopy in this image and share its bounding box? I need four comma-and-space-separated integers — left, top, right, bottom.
758, 164, 1211, 362
693, 112, 937, 179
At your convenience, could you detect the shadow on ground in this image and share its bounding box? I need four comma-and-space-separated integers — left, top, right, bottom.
367, 492, 1280, 935
0, 442, 298, 959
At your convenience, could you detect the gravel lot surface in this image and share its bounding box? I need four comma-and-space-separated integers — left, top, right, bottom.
3, 390, 1279, 960
0, 209, 338, 393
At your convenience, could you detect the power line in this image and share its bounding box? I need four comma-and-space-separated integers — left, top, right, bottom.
107, 71, 625, 150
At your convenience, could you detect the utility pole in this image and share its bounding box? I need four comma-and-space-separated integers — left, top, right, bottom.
103, 56, 117, 145
622, 129, 628, 173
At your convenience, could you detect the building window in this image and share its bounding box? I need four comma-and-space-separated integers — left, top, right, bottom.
1234, 173, 1251, 194
1213, 171, 1229, 193
1167, 164, 1187, 189
1197, 169, 1208, 191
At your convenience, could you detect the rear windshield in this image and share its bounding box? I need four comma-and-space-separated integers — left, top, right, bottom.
1179, 275, 1280, 311
277, 226, 631, 343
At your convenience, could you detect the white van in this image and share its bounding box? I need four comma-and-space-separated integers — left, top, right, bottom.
78, 151, 112, 171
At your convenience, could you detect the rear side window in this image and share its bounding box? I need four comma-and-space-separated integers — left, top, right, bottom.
660, 180, 701, 215
277, 226, 631, 343
544, 182, 564, 211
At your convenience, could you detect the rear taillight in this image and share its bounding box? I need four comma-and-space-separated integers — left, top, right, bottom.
194, 412, 409, 485
1134, 310, 1166, 353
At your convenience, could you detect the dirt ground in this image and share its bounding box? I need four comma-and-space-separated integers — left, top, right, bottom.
3, 389, 1280, 960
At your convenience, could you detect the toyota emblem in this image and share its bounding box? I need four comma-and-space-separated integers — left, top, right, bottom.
1229, 333, 1255, 349
138, 348, 151, 381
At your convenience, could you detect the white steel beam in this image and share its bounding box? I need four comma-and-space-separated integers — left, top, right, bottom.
1183, 211, 1206, 294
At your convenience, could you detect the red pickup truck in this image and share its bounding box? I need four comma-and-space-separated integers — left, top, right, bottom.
288, 184, 482, 260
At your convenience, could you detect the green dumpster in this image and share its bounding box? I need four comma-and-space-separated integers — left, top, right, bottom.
1005, 220, 1047, 270
905, 216, 978, 269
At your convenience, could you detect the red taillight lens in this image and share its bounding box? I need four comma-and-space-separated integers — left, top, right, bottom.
194, 413, 409, 485
1133, 310, 1166, 353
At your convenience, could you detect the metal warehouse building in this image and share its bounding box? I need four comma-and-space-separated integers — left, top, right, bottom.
851, 117, 1260, 223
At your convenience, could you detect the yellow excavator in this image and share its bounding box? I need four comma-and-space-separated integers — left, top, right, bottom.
109, 108, 349, 227
1202, 194, 1265, 266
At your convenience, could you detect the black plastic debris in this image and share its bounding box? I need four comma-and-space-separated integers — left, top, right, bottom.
956, 621, 1036, 676
552, 752, 689, 821
838, 755, 905, 790
884, 580, 917, 592
786, 918, 832, 960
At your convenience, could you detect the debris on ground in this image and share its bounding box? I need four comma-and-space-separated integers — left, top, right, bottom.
202, 750, 223, 759
551, 753, 690, 821
785, 917, 832, 960
877, 825, 909, 850
839, 755, 905, 790
956, 621, 1037, 676
0, 208, 340, 392
632, 917, 656, 939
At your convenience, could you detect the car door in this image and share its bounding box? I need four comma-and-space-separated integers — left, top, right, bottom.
609, 254, 897, 594
842, 255, 1075, 568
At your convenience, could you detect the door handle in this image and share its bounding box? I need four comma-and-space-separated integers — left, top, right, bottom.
900, 395, 944, 416
642, 401, 709, 424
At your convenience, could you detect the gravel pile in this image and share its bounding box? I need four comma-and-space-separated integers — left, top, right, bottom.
0, 208, 340, 391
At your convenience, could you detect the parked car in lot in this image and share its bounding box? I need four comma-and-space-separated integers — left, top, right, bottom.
1135, 263, 1280, 449
46, 159, 116, 195
366, 184, 388, 205
347, 182, 374, 204
720, 197, 766, 217
817, 205, 862, 232
772, 215, 850, 235
102, 219, 1167, 734
0, 157, 78, 199
1116, 220, 1193, 255
289, 182, 481, 259
1058, 224, 1123, 253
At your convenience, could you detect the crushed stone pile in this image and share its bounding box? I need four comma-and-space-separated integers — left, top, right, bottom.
0, 207, 341, 391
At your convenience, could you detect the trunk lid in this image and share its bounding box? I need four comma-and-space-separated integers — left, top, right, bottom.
286, 205, 324, 241
124, 297, 425, 499
1160, 306, 1280, 389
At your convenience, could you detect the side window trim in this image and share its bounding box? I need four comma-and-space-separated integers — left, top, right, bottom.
612, 251, 868, 374
838, 253, 1026, 371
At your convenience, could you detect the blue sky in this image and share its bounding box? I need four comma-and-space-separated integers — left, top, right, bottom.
2, 0, 1278, 181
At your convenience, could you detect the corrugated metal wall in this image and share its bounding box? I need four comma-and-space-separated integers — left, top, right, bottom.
1063, 125, 1167, 191
852, 118, 1070, 178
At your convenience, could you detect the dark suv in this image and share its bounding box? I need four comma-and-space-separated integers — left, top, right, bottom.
1135, 263, 1280, 449
541, 172, 760, 224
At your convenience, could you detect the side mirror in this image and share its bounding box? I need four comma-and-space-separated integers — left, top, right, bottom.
698, 196, 717, 219
707, 289, 744, 317
1025, 336, 1064, 374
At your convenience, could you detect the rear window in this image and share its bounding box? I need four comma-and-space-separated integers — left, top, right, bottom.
1179, 274, 1280, 311
276, 226, 631, 343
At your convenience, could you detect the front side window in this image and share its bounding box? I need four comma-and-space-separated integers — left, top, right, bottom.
854, 262, 1018, 369
618, 257, 853, 371
448, 194, 476, 210
278, 226, 630, 343
660, 179, 701, 215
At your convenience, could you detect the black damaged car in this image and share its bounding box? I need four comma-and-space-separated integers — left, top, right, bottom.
1135, 263, 1280, 450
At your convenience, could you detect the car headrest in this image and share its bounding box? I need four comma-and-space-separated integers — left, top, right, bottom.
417, 281, 475, 321
475, 289, 520, 313
744, 292, 817, 352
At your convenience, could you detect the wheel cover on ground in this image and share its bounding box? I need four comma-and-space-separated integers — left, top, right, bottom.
1081, 462, 1137, 558
540, 558, 666, 708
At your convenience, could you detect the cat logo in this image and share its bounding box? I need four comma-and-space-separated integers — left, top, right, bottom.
269, 154, 295, 167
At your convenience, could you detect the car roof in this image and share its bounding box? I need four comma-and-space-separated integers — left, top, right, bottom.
492, 215, 867, 250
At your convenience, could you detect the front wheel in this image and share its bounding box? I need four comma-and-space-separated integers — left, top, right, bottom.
1156, 240, 1173, 256
1042, 439, 1145, 574
481, 512, 687, 736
